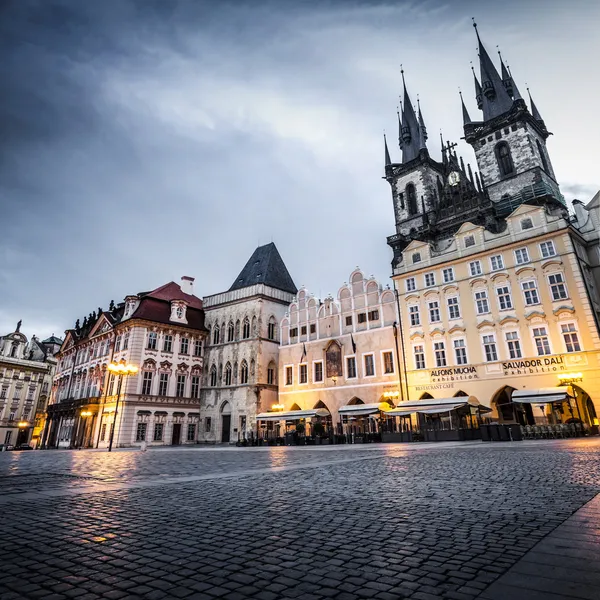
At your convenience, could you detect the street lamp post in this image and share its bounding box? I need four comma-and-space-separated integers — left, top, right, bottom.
107, 361, 138, 452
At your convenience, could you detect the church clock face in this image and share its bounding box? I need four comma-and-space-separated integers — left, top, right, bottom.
448, 171, 460, 186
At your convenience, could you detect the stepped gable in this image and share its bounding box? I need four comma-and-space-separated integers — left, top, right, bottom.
229, 243, 297, 295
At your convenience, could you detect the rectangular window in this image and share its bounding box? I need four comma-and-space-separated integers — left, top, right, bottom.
191, 376, 200, 398
490, 255, 504, 271
406, 278, 416, 292
123, 333, 129, 350
346, 356, 357, 379
136, 423, 147, 442
142, 372, 153, 395
540, 240, 556, 258
409, 305, 420, 327
357, 313, 367, 324
482, 335, 498, 362
514, 248, 530, 265
533, 327, 551, 356
115, 335, 122, 352
301, 326, 307, 336
314, 361, 323, 383
205, 417, 212, 432
364, 354, 375, 377
447, 297, 460, 320
413, 345, 426, 370
180, 338, 189, 354
412, 253, 421, 264
176, 375, 186, 397
285, 366, 293, 386
290, 328, 298, 338
100, 423, 107, 441
496, 286, 513, 310
299, 364, 308, 384
521, 217, 534, 230
453, 339, 467, 365
443, 267, 455, 283
267, 366, 275, 385
549, 273, 568, 301
268, 322, 276, 340
428, 301, 440, 323
368, 310, 379, 321
434, 342, 447, 367
383, 351, 394, 374
522, 280, 540, 305
469, 261, 482, 276
424, 272, 436, 287
194, 340, 202, 357
163, 335, 173, 353
561, 323, 581, 353
345, 316, 353, 326
475, 290, 490, 315
464, 235, 475, 248
147, 332, 157, 350
158, 373, 169, 396
153, 423, 164, 441
310, 324, 316, 334
505, 331, 522, 359
187, 423, 196, 442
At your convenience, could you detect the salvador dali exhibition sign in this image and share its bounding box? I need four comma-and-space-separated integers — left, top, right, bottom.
502, 355, 566, 376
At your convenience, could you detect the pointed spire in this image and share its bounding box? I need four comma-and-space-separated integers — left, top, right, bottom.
475, 172, 482, 192
397, 104, 403, 149
497, 48, 514, 97
384, 133, 391, 167
460, 90, 472, 125
471, 63, 483, 110
472, 19, 514, 120
467, 163, 474, 183
399, 67, 422, 162
460, 156, 466, 173
417, 97, 428, 150
440, 131, 447, 165
527, 87, 544, 122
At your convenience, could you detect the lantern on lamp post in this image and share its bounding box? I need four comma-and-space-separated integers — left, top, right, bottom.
106, 361, 138, 452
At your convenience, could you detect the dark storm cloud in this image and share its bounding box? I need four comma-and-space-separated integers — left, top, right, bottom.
1, 0, 599, 339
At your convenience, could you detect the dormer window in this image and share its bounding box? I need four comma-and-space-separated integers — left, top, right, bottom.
412, 252, 421, 264
170, 301, 188, 324
464, 235, 475, 248
176, 306, 184, 319
520, 217, 534, 231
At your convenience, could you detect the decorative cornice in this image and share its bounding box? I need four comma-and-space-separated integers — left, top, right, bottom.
525, 310, 546, 320
470, 277, 488, 287
553, 305, 575, 315
515, 266, 536, 276
499, 316, 519, 326
476, 320, 495, 330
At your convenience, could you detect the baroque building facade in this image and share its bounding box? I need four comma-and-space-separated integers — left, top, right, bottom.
43, 277, 208, 449
384, 24, 600, 428
272, 269, 400, 436
0, 322, 60, 447
200, 243, 297, 443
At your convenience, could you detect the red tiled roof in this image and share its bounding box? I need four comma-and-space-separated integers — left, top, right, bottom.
130, 297, 207, 331
145, 281, 203, 309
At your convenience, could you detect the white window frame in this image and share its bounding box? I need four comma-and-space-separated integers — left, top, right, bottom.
413, 344, 426, 370
424, 272, 436, 287
298, 363, 308, 385
345, 355, 357, 379
521, 279, 540, 306
363, 353, 376, 378
433, 341, 447, 368
405, 277, 416, 292
452, 338, 468, 366
530, 326, 553, 356
481, 334, 499, 362
539, 240, 556, 258
447, 296, 461, 320
560, 322, 582, 353
380, 350, 395, 375
313, 360, 324, 383
474, 289, 490, 315
469, 260, 482, 277
490, 254, 505, 271
408, 304, 421, 327
428, 300, 441, 323
514, 247, 530, 265
496, 285, 513, 311
548, 272, 569, 301
442, 267, 455, 283
284, 365, 294, 386
504, 330, 523, 360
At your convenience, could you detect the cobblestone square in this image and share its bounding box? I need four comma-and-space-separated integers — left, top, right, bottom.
2, 440, 600, 599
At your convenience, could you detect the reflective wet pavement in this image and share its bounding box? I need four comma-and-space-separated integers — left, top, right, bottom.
2, 439, 600, 599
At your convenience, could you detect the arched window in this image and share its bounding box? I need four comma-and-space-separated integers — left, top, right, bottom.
220, 322, 226, 343
267, 360, 276, 385
10, 344, 18, 358
240, 360, 248, 384
212, 325, 220, 345
406, 183, 418, 216
224, 362, 232, 386
267, 316, 277, 341
210, 365, 217, 387
495, 142, 514, 176
242, 318, 250, 339
536, 139, 549, 172
235, 320, 240, 339
227, 321, 234, 342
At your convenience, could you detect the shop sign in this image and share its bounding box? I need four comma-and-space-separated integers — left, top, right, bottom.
414, 383, 455, 392
503, 355, 565, 376
430, 366, 478, 382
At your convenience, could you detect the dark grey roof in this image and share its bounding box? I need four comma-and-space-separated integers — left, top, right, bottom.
42, 335, 63, 345
229, 243, 297, 295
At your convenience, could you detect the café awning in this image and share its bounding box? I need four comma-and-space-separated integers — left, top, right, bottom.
512, 388, 569, 404
383, 396, 491, 416
256, 408, 330, 421
339, 403, 391, 417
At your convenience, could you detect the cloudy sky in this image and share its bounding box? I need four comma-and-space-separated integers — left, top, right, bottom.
2, 0, 599, 340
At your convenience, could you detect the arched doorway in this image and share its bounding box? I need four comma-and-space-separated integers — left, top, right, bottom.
420, 392, 433, 400
220, 401, 232, 443
453, 390, 468, 397
491, 386, 533, 425
312, 401, 332, 436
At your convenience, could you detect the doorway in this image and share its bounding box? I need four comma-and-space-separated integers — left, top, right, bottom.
221, 415, 231, 443
172, 423, 181, 445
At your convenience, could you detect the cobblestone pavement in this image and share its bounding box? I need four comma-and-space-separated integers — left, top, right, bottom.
2, 439, 600, 600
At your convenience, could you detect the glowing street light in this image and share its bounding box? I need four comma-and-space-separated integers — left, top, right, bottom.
107, 361, 139, 452
80, 411, 93, 418
18, 421, 29, 428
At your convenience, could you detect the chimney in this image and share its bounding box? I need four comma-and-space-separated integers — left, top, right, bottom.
181, 276, 195, 296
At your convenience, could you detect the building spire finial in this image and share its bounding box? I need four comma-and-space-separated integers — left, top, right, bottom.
384, 132, 391, 167
459, 89, 472, 125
